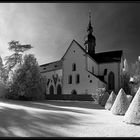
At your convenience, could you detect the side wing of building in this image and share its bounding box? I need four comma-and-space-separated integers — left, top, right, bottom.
40, 60, 63, 95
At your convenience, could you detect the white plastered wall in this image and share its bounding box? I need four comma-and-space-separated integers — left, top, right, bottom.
41, 69, 62, 95
62, 41, 105, 95
87, 55, 98, 75
98, 62, 120, 92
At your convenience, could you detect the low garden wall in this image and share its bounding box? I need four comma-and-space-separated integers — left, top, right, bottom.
45, 94, 94, 101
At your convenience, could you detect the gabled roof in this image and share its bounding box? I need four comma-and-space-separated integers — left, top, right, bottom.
93, 50, 123, 63
61, 39, 98, 64
61, 39, 87, 60
61, 39, 122, 64
40, 40, 123, 73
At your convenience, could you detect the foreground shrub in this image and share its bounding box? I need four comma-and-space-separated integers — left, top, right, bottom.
111, 88, 129, 115
8, 54, 45, 100
92, 88, 106, 104
105, 91, 116, 110
124, 87, 140, 124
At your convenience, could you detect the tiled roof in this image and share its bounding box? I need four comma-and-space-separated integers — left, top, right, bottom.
92, 50, 123, 63
40, 40, 122, 73
68, 40, 123, 64
40, 60, 62, 72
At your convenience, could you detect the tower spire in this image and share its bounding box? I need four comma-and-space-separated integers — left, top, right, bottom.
87, 10, 93, 33
89, 10, 91, 26
84, 11, 96, 56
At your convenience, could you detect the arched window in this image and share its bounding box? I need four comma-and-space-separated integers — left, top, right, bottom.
104, 69, 107, 75
68, 75, 72, 84
76, 74, 80, 84
57, 84, 62, 95
49, 85, 54, 95
108, 71, 115, 90
71, 89, 77, 95
72, 63, 76, 71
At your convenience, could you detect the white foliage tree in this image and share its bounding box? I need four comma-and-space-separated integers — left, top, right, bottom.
0, 56, 9, 85
0, 56, 9, 98
129, 56, 140, 96
5, 40, 32, 71
8, 54, 45, 100
123, 59, 129, 72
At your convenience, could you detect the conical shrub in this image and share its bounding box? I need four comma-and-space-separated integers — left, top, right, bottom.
111, 88, 129, 115
100, 92, 109, 106
124, 87, 140, 124
105, 91, 116, 110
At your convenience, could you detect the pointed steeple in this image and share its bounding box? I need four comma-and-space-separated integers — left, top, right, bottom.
84, 11, 96, 57
87, 11, 93, 34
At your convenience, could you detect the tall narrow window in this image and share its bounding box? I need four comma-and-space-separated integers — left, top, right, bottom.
57, 84, 62, 95
92, 66, 94, 74
108, 71, 115, 90
76, 74, 80, 84
49, 85, 54, 95
72, 63, 76, 71
104, 69, 107, 75
68, 75, 72, 84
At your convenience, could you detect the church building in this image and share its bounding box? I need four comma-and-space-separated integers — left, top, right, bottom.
40, 14, 124, 97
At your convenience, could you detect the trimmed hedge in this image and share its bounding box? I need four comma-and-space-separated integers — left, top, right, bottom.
111, 88, 129, 115
124, 87, 140, 124
105, 91, 116, 110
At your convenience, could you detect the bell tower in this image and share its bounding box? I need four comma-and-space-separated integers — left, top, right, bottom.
84, 11, 96, 57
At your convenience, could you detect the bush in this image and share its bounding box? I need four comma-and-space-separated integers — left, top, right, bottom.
8, 54, 46, 100
129, 76, 140, 97
92, 88, 106, 104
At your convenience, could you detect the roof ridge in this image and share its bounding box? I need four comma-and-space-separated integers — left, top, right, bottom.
40, 59, 62, 67
95, 50, 123, 55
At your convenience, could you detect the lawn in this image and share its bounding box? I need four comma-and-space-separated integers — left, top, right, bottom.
0, 99, 139, 137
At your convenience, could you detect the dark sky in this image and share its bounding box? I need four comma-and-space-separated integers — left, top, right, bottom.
0, 3, 140, 65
